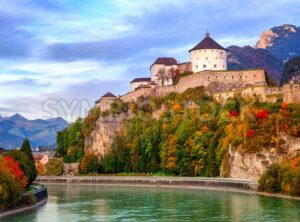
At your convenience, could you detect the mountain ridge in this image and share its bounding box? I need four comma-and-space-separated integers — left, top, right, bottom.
0, 113, 68, 149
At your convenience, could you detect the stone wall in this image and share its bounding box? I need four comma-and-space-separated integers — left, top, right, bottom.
99, 97, 116, 112
214, 86, 283, 104
178, 62, 192, 73
283, 83, 300, 104
121, 87, 155, 102
119, 69, 269, 104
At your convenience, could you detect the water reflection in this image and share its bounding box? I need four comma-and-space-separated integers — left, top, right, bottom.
3, 184, 300, 222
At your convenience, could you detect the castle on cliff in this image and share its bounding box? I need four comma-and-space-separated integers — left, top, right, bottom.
96, 33, 300, 111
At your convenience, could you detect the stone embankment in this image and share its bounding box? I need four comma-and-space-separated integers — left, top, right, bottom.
35, 176, 258, 191
0, 185, 48, 219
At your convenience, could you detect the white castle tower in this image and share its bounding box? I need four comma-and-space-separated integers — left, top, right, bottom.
189, 32, 227, 73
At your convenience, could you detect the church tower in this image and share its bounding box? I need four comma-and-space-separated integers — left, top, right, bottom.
189, 32, 227, 73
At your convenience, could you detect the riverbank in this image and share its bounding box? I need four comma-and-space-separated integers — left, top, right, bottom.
36, 176, 258, 191
0, 185, 48, 219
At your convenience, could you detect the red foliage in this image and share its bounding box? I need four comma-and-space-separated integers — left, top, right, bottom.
246, 129, 256, 138
281, 102, 288, 110
256, 109, 269, 119
229, 111, 239, 117
3, 156, 28, 189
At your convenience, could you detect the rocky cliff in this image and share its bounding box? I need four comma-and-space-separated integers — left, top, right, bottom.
84, 111, 133, 156
227, 136, 300, 180
255, 24, 300, 61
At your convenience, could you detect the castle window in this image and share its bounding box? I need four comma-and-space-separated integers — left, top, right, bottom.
203, 64, 206, 68
214, 64, 217, 68
216, 57, 218, 59
196, 65, 198, 69
254, 75, 256, 78
206, 57, 208, 60
223, 65, 225, 68
232, 76, 234, 78
204, 50, 206, 52
212, 50, 214, 52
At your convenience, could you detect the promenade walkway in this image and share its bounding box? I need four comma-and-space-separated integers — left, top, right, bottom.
36, 176, 258, 191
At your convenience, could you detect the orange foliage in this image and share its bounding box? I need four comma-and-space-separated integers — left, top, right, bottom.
166, 135, 177, 170
36, 161, 46, 176
172, 103, 182, 113
290, 157, 300, 171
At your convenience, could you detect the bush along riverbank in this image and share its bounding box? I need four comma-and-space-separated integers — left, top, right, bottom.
258, 157, 300, 197
0, 139, 47, 215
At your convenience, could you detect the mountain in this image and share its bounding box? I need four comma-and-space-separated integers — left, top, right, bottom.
0, 114, 68, 149
255, 24, 300, 62
227, 24, 300, 83
280, 56, 300, 84
227, 46, 284, 82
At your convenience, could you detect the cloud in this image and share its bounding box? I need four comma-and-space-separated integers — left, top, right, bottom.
0, 0, 300, 119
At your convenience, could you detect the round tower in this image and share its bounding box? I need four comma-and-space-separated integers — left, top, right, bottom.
189, 32, 227, 73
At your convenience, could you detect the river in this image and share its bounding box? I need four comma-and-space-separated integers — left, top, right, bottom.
3, 184, 300, 221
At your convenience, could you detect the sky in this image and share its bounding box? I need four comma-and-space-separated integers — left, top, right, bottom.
0, 0, 299, 121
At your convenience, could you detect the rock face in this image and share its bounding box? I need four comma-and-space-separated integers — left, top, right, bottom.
227, 45, 284, 82
228, 136, 300, 180
84, 112, 133, 156
255, 24, 300, 61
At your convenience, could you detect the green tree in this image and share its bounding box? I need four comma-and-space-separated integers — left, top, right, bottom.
45, 158, 64, 176
19, 139, 37, 184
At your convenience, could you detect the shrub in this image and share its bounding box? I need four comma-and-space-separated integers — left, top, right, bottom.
45, 158, 64, 176
258, 163, 282, 193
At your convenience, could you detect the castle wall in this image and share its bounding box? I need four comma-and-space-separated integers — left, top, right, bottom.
100, 97, 116, 112
175, 69, 267, 93
178, 62, 192, 73
121, 87, 155, 102
283, 83, 300, 104
120, 69, 269, 104
190, 49, 227, 73
130, 81, 150, 92
214, 86, 283, 104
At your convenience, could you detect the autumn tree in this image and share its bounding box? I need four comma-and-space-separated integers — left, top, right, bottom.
79, 153, 99, 174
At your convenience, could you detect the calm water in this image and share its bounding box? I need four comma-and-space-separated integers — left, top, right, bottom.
3, 184, 300, 222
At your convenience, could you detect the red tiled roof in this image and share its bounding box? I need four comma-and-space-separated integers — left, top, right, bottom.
130, 78, 151, 83
151, 57, 178, 68
189, 33, 226, 52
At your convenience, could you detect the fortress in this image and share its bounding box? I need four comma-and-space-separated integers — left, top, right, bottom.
96, 33, 300, 111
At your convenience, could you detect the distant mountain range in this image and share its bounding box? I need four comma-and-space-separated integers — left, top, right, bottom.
0, 113, 68, 149
227, 24, 300, 83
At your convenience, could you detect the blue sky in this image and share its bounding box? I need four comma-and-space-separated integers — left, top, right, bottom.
0, 0, 299, 121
